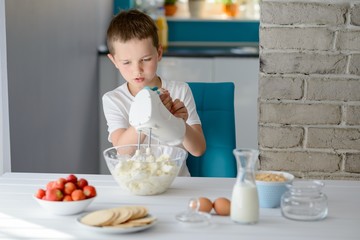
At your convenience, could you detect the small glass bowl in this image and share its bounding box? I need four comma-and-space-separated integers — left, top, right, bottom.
281, 180, 328, 221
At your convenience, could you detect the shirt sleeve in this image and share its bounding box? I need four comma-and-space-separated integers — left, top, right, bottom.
102, 92, 130, 142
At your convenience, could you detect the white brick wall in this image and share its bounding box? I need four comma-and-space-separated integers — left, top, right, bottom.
259, 0, 360, 180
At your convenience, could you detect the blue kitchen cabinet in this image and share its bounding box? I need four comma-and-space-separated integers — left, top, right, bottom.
167, 19, 259, 43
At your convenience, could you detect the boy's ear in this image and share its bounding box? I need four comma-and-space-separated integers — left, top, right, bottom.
157, 45, 163, 61
107, 53, 118, 68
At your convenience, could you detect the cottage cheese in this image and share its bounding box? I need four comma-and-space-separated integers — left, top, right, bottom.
112, 154, 180, 195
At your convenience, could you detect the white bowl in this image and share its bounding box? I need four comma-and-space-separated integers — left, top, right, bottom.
33, 196, 96, 215
256, 171, 294, 208
104, 144, 187, 196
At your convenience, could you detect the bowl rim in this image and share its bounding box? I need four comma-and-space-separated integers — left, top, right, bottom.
32, 195, 96, 203
255, 170, 294, 185
33, 195, 96, 215
103, 143, 188, 152
103, 144, 188, 161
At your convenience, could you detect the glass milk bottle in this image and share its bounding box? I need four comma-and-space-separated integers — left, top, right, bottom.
231, 149, 259, 224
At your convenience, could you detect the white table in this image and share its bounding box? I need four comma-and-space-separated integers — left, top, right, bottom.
0, 172, 359, 240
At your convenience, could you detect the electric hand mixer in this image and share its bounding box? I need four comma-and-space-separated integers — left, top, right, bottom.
129, 87, 186, 159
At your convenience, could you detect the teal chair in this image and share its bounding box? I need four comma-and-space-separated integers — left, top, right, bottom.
187, 82, 237, 177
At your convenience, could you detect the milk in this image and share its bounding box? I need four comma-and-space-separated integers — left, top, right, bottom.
230, 183, 259, 224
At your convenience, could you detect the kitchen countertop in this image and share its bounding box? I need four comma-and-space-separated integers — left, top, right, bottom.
98, 45, 259, 58
1, 172, 359, 239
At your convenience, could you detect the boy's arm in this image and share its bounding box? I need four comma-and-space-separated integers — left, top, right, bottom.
171, 99, 206, 157
183, 124, 206, 157
110, 127, 146, 147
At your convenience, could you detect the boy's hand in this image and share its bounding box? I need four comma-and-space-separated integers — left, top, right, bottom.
159, 89, 173, 111
171, 99, 188, 122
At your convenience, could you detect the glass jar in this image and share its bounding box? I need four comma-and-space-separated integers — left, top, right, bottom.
281, 180, 328, 221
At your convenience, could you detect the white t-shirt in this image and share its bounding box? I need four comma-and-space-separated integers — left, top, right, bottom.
102, 79, 201, 176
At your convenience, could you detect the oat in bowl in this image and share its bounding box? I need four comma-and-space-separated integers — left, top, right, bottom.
256, 172, 288, 182
256, 171, 294, 208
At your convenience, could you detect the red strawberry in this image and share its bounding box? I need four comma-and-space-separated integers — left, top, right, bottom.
64, 182, 77, 195
35, 188, 46, 199
63, 195, 73, 201
83, 185, 97, 198
71, 189, 86, 201
45, 188, 63, 201
77, 178, 88, 189
66, 174, 77, 184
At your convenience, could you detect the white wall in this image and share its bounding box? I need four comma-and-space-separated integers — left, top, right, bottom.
5, 0, 113, 173
0, 0, 11, 174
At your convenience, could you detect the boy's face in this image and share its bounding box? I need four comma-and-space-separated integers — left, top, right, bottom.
107, 37, 162, 95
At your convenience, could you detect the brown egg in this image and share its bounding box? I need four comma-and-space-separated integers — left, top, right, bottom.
198, 197, 213, 213
213, 197, 231, 216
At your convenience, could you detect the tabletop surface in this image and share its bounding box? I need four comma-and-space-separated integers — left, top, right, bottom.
0, 172, 359, 240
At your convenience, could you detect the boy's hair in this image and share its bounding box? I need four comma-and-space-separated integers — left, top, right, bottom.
106, 9, 159, 55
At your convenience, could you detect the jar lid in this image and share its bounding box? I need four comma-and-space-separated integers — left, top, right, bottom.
175, 198, 211, 227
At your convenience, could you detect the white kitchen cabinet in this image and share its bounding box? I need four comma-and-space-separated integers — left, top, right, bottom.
158, 57, 259, 149
157, 57, 213, 82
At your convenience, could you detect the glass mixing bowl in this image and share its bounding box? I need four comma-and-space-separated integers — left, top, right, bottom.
103, 144, 187, 196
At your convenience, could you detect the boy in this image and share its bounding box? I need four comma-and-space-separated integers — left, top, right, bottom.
102, 9, 206, 176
